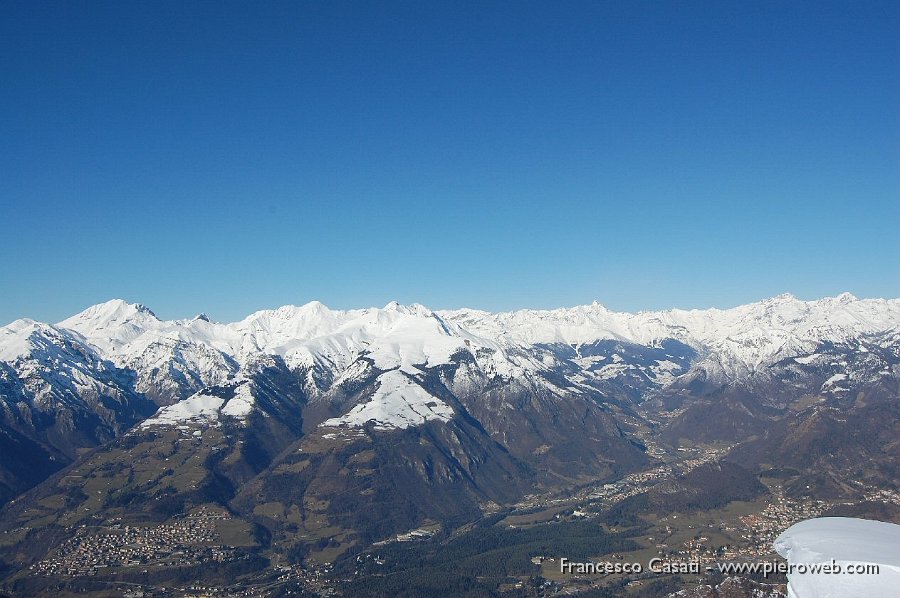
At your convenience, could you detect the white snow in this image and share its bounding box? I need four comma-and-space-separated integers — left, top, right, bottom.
0, 319, 94, 364
773, 517, 900, 598
140, 382, 255, 427
441, 294, 900, 372
822, 373, 848, 387
794, 354, 821, 365
0, 319, 45, 361
58, 299, 160, 354
594, 362, 631, 380
649, 359, 683, 385
3, 293, 900, 432
29, 294, 900, 388
320, 369, 454, 430
220, 383, 255, 419
50, 299, 501, 388
141, 392, 224, 427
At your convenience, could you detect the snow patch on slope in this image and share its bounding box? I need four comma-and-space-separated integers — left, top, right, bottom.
822, 373, 847, 386
320, 370, 454, 430
141, 382, 255, 427
142, 392, 224, 427
220, 383, 255, 419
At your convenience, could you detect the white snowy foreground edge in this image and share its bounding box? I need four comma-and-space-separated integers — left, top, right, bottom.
773, 517, 900, 598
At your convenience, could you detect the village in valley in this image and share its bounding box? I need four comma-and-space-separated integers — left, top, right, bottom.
6, 437, 898, 597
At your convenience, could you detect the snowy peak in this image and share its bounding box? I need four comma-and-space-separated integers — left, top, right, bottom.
60, 299, 158, 328
440, 294, 900, 369
765, 292, 799, 303
0, 319, 46, 361
835, 291, 858, 303
383, 301, 433, 317
3, 294, 899, 409
57, 299, 159, 351
0, 319, 95, 364
224, 301, 490, 376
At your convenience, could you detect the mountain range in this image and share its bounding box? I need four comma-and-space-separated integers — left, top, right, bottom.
0, 293, 898, 594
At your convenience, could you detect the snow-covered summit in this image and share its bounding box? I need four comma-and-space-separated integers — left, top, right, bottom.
0, 315, 139, 414
3, 293, 899, 414
0, 319, 51, 362
0, 318, 96, 364
440, 293, 900, 370
58, 299, 160, 353
228, 300, 492, 374
61, 298, 158, 328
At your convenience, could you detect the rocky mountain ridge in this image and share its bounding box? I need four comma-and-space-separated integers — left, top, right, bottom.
1, 294, 897, 506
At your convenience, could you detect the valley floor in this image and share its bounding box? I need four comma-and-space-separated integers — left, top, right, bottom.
4, 435, 897, 598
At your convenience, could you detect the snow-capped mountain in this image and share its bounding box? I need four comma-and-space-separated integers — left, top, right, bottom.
57, 300, 240, 405
1, 293, 898, 508
4, 293, 900, 430
45, 293, 900, 381
0, 317, 156, 504
443, 292, 899, 372
1, 293, 899, 590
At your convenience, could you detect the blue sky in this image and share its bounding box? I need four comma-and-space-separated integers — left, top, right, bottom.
1, 1, 898, 323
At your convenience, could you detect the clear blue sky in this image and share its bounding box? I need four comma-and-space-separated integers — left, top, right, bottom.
1, 1, 898, 323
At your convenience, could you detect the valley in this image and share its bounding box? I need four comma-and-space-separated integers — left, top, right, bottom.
1, 294, 898, 596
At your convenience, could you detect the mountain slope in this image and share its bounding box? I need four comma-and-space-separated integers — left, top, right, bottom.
0, 293, 898, 587
1, 293, 898, 508
0, 319, 156, 504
